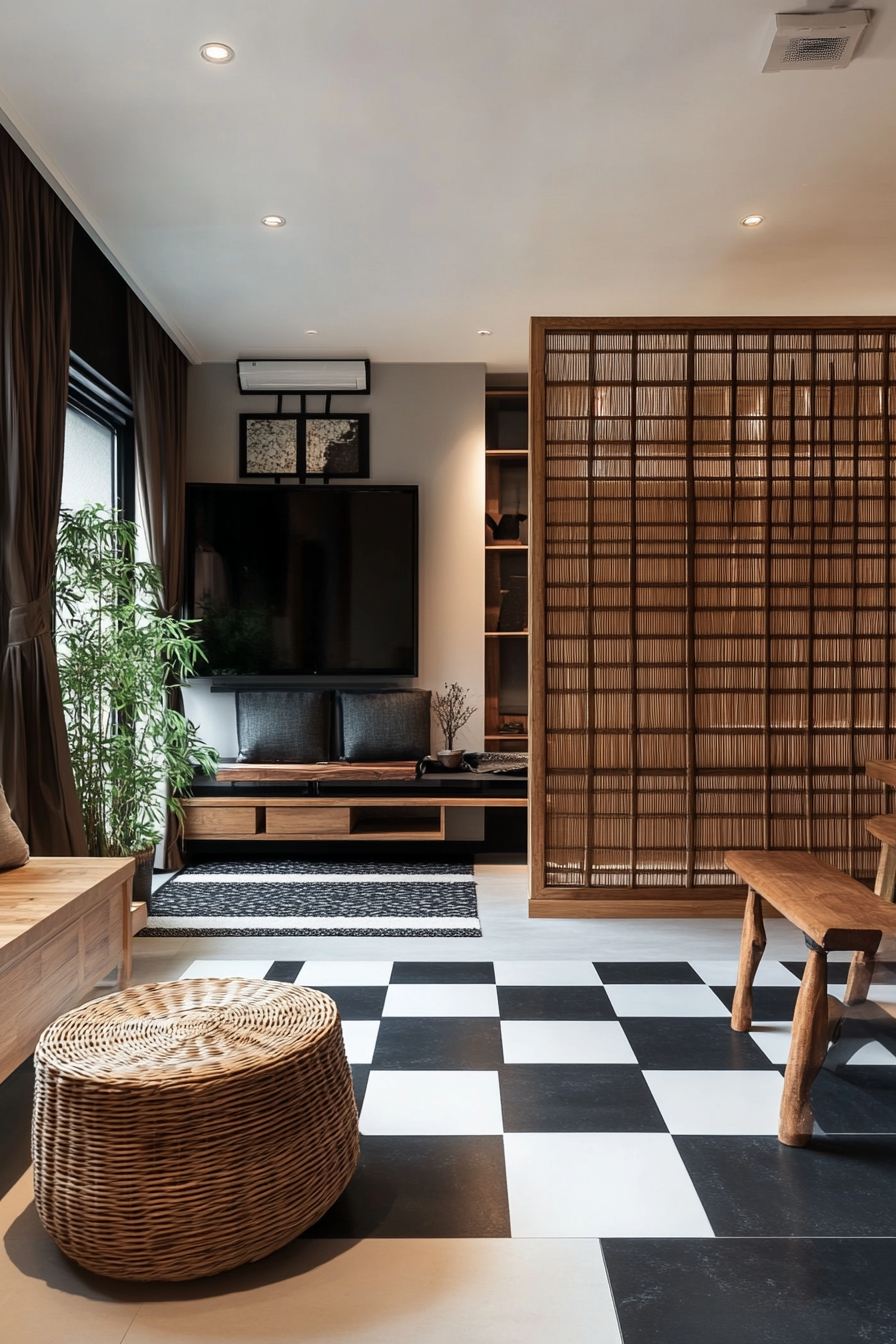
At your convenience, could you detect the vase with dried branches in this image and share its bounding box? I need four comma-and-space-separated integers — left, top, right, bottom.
431, 682, 476, 766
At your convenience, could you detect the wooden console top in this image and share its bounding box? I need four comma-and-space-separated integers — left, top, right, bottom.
215, 762, 419, 782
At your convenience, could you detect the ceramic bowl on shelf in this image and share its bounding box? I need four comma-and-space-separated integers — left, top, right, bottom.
437, 749, 464, 770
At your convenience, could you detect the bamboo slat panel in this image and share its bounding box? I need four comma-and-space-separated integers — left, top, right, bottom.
530, 320, 896, 901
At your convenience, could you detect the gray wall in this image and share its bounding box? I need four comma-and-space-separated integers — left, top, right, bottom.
183, 362, 486, 757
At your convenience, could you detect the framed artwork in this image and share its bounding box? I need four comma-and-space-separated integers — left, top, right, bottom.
239, 414, 301, 476
304, 414, 370, 478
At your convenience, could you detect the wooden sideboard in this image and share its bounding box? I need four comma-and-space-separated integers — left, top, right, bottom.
0, 857, 136, 1083
182, 794, 527, 843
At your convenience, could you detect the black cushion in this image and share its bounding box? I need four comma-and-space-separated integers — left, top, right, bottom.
236, 691, 330, 764
336, 690, 431, 762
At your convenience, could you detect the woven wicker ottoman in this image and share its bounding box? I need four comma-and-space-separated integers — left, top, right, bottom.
32, 978, 359, 1280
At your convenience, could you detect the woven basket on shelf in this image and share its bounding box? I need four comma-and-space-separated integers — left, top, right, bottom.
32, 978, 359, 1281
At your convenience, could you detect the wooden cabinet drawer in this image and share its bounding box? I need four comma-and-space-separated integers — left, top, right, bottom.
183, 807, 261, 837
265, 807, 351, 837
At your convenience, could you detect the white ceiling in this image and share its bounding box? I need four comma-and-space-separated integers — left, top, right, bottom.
0, 1, 894, 368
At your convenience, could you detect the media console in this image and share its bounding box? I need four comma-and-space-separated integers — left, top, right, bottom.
182, 763, 527, 848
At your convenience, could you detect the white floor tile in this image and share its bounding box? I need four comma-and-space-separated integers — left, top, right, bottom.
382, 984, 500, 1016
500, 1020, 637, 1064
494, 961, 602, 986
690, 959, 801, 987
644, 1070, 784, 1134
604, 983, 730, 1017
360, 1071, 503, 1135
178, 959, 272, 980
844, 1039, 896, 1065
748, 1022, 794, 1065
341, 1020, 380, 1064
298, 960, 393, 986
867, 984, 896, 1005
503, 1133, 713, 1238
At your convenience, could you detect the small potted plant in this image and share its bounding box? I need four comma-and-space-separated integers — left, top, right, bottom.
432, 681, 476, 769
54, 505, 219, 898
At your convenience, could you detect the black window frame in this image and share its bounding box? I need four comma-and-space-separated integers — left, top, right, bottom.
66, 351, 135, 523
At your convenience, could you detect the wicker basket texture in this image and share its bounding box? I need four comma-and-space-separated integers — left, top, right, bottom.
32, 978, 359, 1281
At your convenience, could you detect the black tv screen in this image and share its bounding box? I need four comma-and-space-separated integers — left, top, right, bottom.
185, 484, 418, 675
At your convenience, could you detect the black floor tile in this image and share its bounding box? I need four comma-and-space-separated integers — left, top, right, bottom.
350, 1064, 370, 1110
595, 961, 703, 985
836, 1012, 896, 1058
304, 1136, 510, 1238
782, 959, 850, 984
809, 1065, 896, 1134
499, 1064, 666, 1132
313, 986, 387, 1019
264, 960, 303, 982
497, 986, 615, 1020
621, 1018, 776, 1071
371, 1017, 503, 1070
389, 961, 495, 984
602, 1237, 896, 1344
675, 1134, 896, 1236
711, 985, 800, 1020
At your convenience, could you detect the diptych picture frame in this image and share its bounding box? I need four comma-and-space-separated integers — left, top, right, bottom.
239, 413, 370, 479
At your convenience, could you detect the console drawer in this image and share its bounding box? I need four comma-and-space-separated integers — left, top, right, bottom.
265, 807, 351, 837
183, 806, 261, 837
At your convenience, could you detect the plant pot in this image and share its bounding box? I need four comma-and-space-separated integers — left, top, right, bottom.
437, 749, 465, 770
132, 846, 156, 910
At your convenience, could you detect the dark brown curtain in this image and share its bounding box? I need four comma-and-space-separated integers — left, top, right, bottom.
126, 290, 189, 870
0, 131, 87, 854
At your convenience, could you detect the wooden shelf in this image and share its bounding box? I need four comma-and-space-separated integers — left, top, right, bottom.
485, 385, 528, 756
181, 795, 525, 844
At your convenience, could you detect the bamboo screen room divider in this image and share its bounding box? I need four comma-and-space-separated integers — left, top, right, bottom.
529, 318, 896, 916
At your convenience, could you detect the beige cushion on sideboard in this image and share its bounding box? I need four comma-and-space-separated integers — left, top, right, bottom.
0, 782, 28, 871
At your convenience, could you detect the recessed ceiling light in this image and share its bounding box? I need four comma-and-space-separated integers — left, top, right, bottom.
304, 329, 318, 335
261, 215, 286, 228
740, 214, 765, 228
200, 42, 234, 63
477, 329, 493, 336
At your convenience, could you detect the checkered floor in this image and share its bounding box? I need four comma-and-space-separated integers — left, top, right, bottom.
179, 956, 896, 1241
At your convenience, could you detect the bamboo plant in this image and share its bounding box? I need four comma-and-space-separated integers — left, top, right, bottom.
54, 504, 218, 857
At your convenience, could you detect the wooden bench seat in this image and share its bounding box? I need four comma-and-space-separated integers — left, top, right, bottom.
724, 849, 896, 1147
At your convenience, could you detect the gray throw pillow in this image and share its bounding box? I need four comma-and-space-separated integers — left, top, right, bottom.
0, 780, 29, 870
337, 690, 432, 762
236, 691, 330, 764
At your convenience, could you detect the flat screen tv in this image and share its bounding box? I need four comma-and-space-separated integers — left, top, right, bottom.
185, 484, 418, 676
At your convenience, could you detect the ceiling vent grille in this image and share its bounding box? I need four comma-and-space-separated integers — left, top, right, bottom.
763, 11, 870, 71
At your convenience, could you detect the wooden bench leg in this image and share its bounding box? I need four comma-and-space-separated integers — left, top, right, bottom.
118, 878, 133, 991
731, 888, 766, 1032
874, 842, 896, 903
844, 949, 876, 1006
779, 946, 829, 1147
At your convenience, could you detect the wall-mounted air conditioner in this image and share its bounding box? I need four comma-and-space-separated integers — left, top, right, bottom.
237, 359, 371, 394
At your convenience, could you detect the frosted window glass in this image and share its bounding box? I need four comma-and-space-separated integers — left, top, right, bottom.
61, 407, 114, 512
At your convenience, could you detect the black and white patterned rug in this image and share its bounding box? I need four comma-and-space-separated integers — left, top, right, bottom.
139, 861, 481, 937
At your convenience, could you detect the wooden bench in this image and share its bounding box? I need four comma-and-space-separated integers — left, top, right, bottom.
724, 848, 896, 1147
0, 857, 136, 1084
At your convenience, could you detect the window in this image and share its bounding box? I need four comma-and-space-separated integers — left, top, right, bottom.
61, 352, 135, 523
